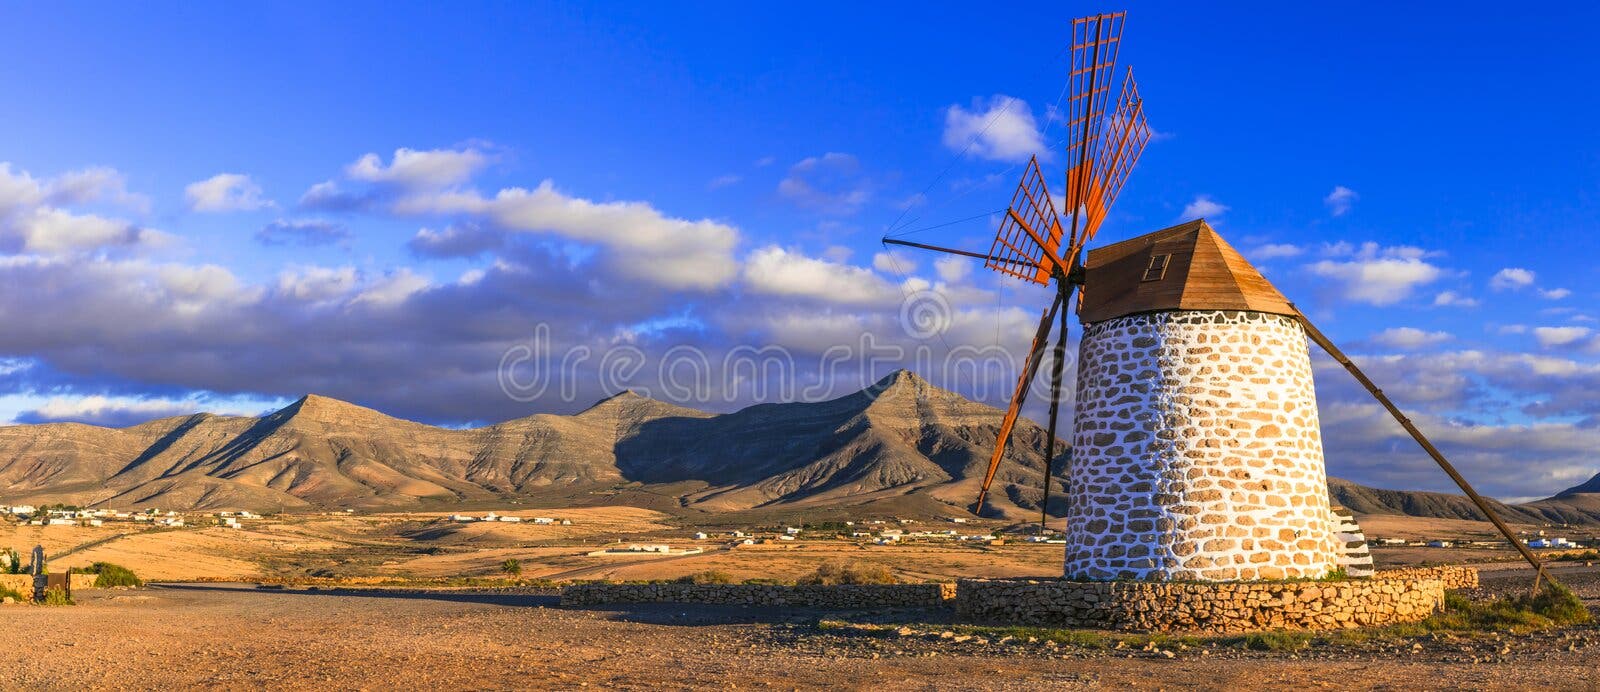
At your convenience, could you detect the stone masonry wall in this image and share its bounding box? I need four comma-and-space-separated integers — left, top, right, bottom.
1373, 566, 1479, 590
560, 583, 956, 609
0, 573, 96, 597
956, 577, 1445, 633
1067, 310, 1341, 581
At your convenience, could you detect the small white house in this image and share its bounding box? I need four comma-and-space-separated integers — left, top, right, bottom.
6, 505, 36, 515
47, 517, 76, 526
1427, 540, 1454, 548
531, 517, 556, 525
482, 512, 500, 522
777, 535, 795, 541
1529, 538, 1574, 549
85, 519, 104, 527
693, 532, 709, 540
784, 527, 801, 536
449, 514, 476, 522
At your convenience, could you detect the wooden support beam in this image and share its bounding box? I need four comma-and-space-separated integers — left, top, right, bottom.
1294, 307, 1550, 591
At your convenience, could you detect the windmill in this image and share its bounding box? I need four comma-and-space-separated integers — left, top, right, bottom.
884, 11, 1552, 588
885, 11, 1149, 526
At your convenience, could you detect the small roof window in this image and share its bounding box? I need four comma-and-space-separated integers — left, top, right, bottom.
1141, 253, 1171, 282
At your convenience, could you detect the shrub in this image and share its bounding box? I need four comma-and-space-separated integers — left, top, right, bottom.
0, 547, 20, 574
500, 558, 522, 577
1514, 581, 1591, 626
797, 560, 896, 586
0, 585, 24, 602
42, 586, 73, 606
677, 570, 736, 585
88, 562, 143, 588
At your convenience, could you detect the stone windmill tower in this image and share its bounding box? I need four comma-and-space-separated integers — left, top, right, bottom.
1065, 219, 1338, 581
884, 11, 1551, 588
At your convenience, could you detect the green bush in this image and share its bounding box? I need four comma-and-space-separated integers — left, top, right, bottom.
0, 547, 20, 574
1514, 581, 1591, 626
676, 570, 736, 584
88, 562, 143, 588
499, 558, 522, 577
0, 585, 25, 602
797, 560, 896, 585
41, 586, 73, 606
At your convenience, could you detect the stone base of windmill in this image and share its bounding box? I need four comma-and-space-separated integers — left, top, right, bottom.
954, 567, 1476, 634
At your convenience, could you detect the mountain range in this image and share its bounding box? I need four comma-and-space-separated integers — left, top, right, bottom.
4, 369, 1600, 524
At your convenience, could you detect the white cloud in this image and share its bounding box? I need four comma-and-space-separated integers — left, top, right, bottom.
1305, 244, 1444, 306
742, 246, 897, 306
777, 153, 870, 215
1251, 243, 1302, 260
1490, 267, 1536, 291
185, 173, 270, 212
1433, 290, 1479, 308
1533, 326, 1592, 348
0, 163, 164, 255
8, 208, 144, 254
1179, 195, 1228, 220
472, 182, 740, 290
22, 395, 241, 427
942, 95, 1048, 163
1324, 185, 1358, 216
872, 251, 916, 274
276, 265, 359, 302
707, 174, 741, 190
46, 166, 150, 213
351, 268, 431, 307
1541, 288, 1572, 300
256, 218, 350, 246
934, 255, 971, 283
346, 147, 489, 190
1370, 327, 1452, 350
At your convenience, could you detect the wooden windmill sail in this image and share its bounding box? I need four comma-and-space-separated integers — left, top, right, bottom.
883, 10, 1552, 589
888, 11, 1150, 520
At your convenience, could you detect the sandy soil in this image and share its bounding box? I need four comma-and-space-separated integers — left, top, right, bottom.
2, 580, 1598, 691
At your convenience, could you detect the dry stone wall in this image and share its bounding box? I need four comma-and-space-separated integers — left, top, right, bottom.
560, 582, 956, 609
0, 573, 96, 597
1067, 310, 1341, 581
955, 577, 1445, 633
1373, 566, 1479, 590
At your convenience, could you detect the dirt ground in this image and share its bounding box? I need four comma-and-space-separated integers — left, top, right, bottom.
6, 509, 1559, 585
2, 575, 1599, 691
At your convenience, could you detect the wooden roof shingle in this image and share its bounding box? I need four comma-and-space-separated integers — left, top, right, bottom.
1078, 219, 1295, 323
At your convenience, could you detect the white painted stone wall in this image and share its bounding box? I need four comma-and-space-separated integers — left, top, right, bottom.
1065, 310, 1341, 581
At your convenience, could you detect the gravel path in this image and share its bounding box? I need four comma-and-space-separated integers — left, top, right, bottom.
1, 582, 1598, 690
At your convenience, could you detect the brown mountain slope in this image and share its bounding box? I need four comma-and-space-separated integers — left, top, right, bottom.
2, 371, 1593, 523
0, 372, 1066, 517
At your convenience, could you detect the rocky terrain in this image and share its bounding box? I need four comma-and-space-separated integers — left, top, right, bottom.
0, 371, 1067, 520
4, 570, 1600, 690
6, 368, 1600, 524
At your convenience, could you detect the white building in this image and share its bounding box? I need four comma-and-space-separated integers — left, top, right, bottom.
449, 514, 476, 522
693, 532, 709, 540
531, 517, 556, 525
498, 516, 523, 523
784, 526, 801, 535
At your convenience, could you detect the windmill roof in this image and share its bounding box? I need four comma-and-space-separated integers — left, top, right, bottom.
1078, 219, 1296, 323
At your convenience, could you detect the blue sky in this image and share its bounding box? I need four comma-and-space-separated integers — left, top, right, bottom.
2, 2, 1599, 500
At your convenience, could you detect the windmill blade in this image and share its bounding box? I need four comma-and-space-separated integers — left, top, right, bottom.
984, 156, 1066, 285
1060, 12, 1126, 250
975, 291, 1064, 512
1076, 69, 1151, 248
